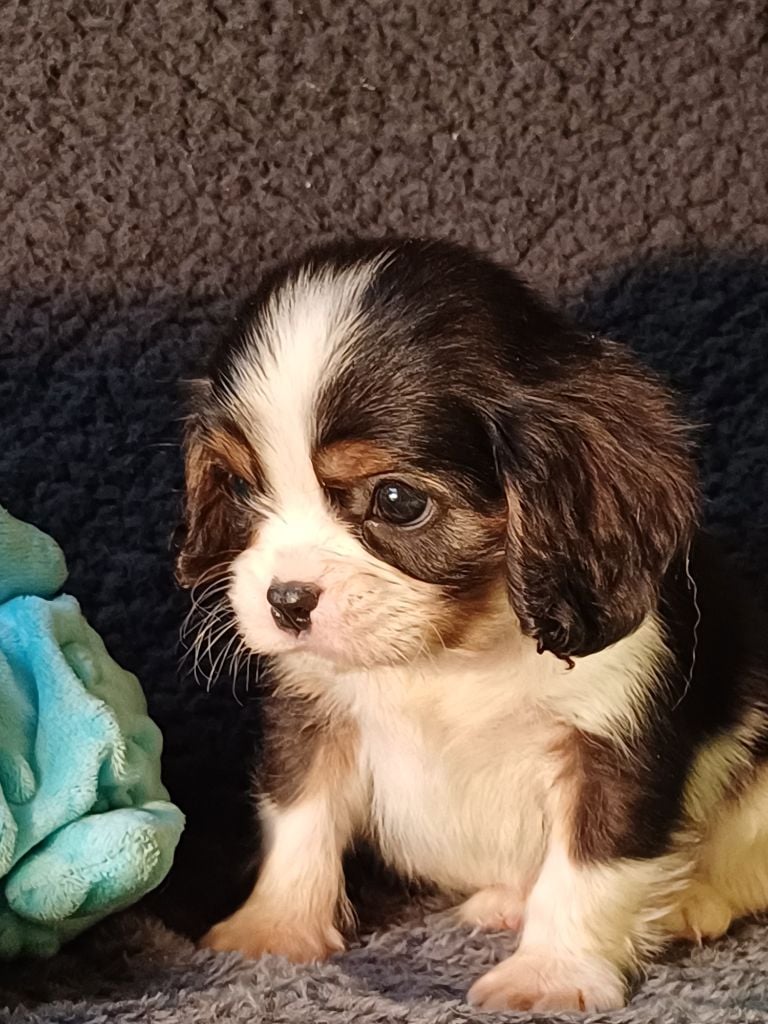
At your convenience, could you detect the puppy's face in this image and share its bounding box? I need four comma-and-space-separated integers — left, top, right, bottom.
178, 239, 698, 668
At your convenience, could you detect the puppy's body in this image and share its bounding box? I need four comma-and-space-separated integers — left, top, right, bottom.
178, 239, 768, 1011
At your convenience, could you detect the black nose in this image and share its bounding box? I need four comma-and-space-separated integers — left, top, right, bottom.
267, 580, 321, 635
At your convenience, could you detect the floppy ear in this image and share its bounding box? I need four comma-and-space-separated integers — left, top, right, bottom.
175, 424, 224, 588
175, 413, 247, 589
492, 345, 698, 659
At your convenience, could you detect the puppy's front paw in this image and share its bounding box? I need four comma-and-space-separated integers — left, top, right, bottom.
454, 885, 525, 932
468, 949, 626, 1013
200, 907, 345, 963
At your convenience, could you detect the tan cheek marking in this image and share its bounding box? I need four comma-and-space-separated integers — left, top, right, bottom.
424, 506, 507, 651
313, 440, 396, 484
435, 572, 509, 651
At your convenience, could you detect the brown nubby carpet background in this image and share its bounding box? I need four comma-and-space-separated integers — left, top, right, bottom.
1, 1, 768, 1020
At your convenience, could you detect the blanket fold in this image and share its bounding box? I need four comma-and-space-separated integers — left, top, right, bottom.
0, 505, 184, 958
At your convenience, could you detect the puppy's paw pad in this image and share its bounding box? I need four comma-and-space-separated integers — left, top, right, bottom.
468, 950, 625, 1013
200, 911, 344, 963
454, 885, 525, 932
665, 881, 733, 943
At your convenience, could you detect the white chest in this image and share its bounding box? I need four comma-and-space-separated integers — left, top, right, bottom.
282, 620, 659, 897
349, 668, 557, 894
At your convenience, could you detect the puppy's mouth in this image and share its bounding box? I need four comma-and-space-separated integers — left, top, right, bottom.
269, 605, 312, 636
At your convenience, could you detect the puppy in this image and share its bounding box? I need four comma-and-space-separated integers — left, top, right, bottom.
177, 238, 768, 1012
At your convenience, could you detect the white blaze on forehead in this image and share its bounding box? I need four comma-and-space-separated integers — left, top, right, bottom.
222, 260, 382, 501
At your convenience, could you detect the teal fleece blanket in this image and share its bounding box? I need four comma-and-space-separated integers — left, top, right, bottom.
0, 505, 184, 957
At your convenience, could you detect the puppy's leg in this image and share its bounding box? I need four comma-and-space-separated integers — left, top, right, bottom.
202, 793, 353, 961
664, 765, 768, 942
469, 727, 692, 1012
662, 877, 733, 943
468, 840, 687, 1012
202, 703, 363, 962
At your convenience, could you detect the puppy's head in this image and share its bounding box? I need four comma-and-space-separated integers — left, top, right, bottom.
177, 239, 698, 668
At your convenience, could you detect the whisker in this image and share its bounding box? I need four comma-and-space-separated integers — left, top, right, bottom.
232, 672, 244, 707
181, 574, 232, 636
202, 616, 237, 673
180, 590, 231, 644
231, 636, 246, 680
212, 626, 242, 686
187, 603, 233, 690
180, 598, 231, 660
177, 557, 268, 703
189, 560, 236, 590
189, 573, 232, 610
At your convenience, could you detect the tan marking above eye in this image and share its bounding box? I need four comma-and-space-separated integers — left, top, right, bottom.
314, 440, 397, 485
205, 425, 261, 483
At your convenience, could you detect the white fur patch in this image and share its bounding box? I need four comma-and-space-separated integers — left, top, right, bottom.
521, 839, 689, 968
352, 651, 553, 892
466, 837, 688, 1012
267, 615, 671, 898
468, 947, 626, 1012
222, 260, 380, 499
223, 255, 449, 667
534, 614, 671, 742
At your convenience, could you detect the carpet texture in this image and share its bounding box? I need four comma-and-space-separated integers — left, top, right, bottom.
1, 0, 767, 1020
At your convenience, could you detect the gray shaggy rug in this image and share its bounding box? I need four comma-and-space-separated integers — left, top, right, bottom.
1, 0, 767, 1020
3, 908, 768, 1024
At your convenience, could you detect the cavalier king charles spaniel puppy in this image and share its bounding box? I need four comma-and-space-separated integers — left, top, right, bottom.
177, 238, 768, 1012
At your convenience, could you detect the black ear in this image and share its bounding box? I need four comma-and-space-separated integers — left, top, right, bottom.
491, 343, 698, 659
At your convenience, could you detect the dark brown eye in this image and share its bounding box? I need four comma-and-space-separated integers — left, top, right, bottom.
371, 480, 432, 527
228, 474, 251, 500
